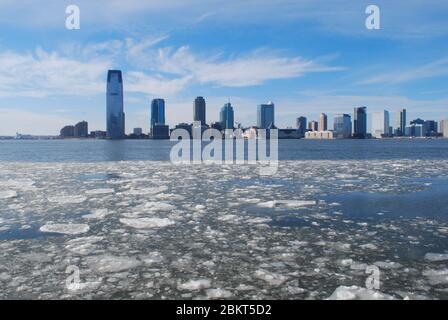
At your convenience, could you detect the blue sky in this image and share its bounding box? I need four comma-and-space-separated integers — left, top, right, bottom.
0, 0, 447, 135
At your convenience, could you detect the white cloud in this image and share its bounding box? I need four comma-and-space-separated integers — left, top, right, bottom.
0, 39, 341, 98
148, 46, 343, 88
360, 58, 448, 85
0, 48, 111, 97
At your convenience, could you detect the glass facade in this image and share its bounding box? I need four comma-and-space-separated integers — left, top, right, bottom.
106, 70, 125, 139
193, 97, 206, 126
151, 99, 166, 129
220, 103, 234, 129
334, 114, 352, 138
257, 102, 275, 129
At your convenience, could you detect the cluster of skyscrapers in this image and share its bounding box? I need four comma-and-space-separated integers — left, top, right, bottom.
59, 69, 448, 140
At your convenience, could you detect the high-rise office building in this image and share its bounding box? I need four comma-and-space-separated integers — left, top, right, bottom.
220, 103, 234, 130
353, 106, 367, 138
74, 121, 88, 138
193, 97, 206, 126
150, 99, 168, 139
150, 98, 166, 128
443, 119, 448, 138
395, 109, 407, 136
106, 70, 125, 139
405, 124, 424, 137
424, 120, 438, 137
372, 110, 390, 138
257, 102, 275, 129
334, 114, 352, 138
60, 125, 74, 138
308, 121, 318, 132
296, 117, 307, 137
319, 113, 328, 131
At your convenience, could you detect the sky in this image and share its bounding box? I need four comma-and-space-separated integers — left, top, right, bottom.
0, 0, 447, 135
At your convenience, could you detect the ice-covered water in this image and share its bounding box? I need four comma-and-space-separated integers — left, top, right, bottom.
0, 156, 448, 299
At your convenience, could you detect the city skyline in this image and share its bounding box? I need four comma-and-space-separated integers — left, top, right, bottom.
54, 71, 448, 140
1, 1, 448, 135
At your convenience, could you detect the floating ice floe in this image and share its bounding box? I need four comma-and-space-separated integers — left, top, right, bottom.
47, 195, 87, 204
119, 217, 175, 229
246, 217, 272, 224
121, 186, 168, 196
178, 279, 212, 291
257, 200, 316, 208
360, 243, 378, 250
374, 261, 402, 269
139, 252, 164, 265
1, 179, 36, 191
424, 253, 448, 262
40, 223, 90, 235
65, 236, 103, 255
82, 209, 110, 220
85, 188, 115, 195
206, 288, 233, 299
144, 201, 175, 212
86, 255, 142, 273
67, 280, 102, 293
422, 268, 448, 285
254, 269, 287, 286
328, 286, 396, 300
0, 190, 17, 199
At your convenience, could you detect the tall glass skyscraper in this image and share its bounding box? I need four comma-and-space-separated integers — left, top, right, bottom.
334, 114, 352, 138
296, 116, 307, 137
106, 70, 125, 139
151, 99, 166, 128
372, 110, 390, 138
220, 103, 234, 130
193, 97, 206, 126
319, 113, 328, 131
395, 109, 407, 136
353, 106, 367, 138
257, 102, 275, 129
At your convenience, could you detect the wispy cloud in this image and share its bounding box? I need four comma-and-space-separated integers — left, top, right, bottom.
360, 58, 448, 85
153, 46, 343, 87
0, 48, 111, 97
0, 39, 342, 98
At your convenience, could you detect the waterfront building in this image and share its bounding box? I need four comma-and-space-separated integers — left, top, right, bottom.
150, 98, 165, 128
257, 102, 275, 129
133, 128, 143, 135
220, 103, 234, 130
308, 121, 318, 132
296, 117, 307, 138
319, 113, 328, 131
395, 109, 407, 136
151, 124, 170, 139
353, 106, 367, 138
372, 110, 390, 138
333, 114, 352, 139
106, 70, 125, 139
305, 131, 334, 139
278, 128, 302, 139
424, 120, 438, 137
193, 97, 206, 126
74, 121, 88, 138
405, 124, 424, 137
60, 125, 74, 138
